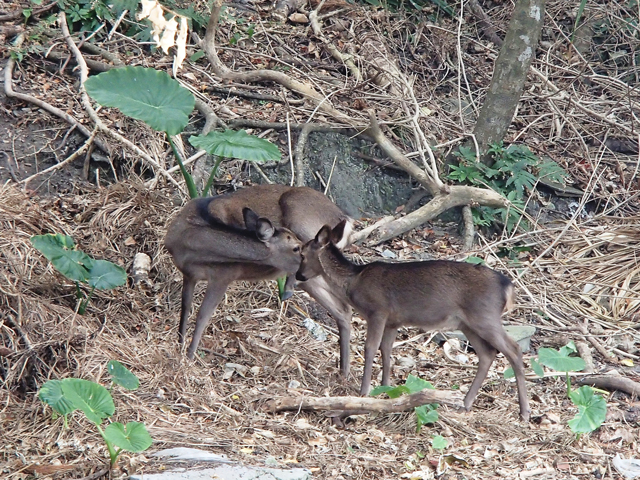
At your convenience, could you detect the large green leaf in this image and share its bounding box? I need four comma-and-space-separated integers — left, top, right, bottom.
405, 375, 434, 394
568, 386, 607, 434
370, 384, 410, 399
537, 347, 586, 373
107, 360, 139, 390
60, 378, 115, 425
87, 260, 127, 291
39, 379, 77, 416
189, 130, 281, 161
84, 66, 194, 135
31, 234, 93, 283
104, 422, 153, 452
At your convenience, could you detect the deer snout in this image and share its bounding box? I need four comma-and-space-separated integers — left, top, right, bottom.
295, 270, 308, 282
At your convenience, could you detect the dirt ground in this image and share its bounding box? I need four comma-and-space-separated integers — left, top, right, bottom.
2, 0, 640, 479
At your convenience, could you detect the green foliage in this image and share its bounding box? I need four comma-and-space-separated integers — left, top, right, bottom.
85, 66, 282, 199
446, 143, 567, 232
30, 234, 126, 314
537, 345, 586, 373
533, 343, 606, 437
56, 0, 136, 32
371, 375, 439, 433
567, 386, 607, 434
359, 0, 454, 17
39, 361, 152, 467
84, 66, 195, 136
189, 130, 281, 162
107, 360, 140, 390
431, 435, 448, 450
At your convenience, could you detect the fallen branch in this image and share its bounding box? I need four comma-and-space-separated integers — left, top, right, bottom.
265, 389, 465, 413
372, 186, 506, 244
575, 341, 595, 374
577, 375, 640, 397
309, 3, 362, 82
462, 205, 475, 251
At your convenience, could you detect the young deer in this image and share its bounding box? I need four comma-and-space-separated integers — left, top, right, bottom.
165, 185, 354, 374
296, 221, 530, 421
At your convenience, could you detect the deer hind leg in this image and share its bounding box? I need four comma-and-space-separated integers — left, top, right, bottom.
179, 275, 197, 345
459, 326, 497, 412
186, 278, 232, 360
379, 326, 398, 387
299, 276, 353, 377
482, 327, 530, 422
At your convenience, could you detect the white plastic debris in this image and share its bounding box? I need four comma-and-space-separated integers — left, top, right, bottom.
612, 454, 640, 479
302, 317, 327, 341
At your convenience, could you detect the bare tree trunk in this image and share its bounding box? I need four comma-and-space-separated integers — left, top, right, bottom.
473, 0, 546, 161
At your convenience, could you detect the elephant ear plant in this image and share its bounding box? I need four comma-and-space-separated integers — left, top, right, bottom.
39, 360, 152, 468
83, 66, 285, 295
83, 66, 281, 199
30, 234, 127, 314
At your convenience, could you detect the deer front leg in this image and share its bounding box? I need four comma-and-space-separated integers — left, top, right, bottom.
379, 326, 398, 387
360, 313, 388, 396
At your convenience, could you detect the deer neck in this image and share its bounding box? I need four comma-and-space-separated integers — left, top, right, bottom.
318, 244, 360, 291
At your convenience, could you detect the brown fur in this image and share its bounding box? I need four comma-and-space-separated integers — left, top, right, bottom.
165, 185, 354, 375
297, 221, 530, 421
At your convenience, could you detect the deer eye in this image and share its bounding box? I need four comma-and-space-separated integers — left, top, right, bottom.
293, 246, 300, 253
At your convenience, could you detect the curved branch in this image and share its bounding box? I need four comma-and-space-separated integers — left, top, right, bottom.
4, 33, 110, 155
266, 389, 465, 413
201, 0, 356, 125
371, 185, 507, 244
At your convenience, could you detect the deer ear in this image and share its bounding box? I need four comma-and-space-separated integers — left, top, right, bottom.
315, 225, 332, 245
330, 219, 347, 245
255, 218, 275, 241
243, 208, 259, 231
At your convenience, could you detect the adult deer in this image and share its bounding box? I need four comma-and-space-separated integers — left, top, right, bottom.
165, 185, 354, 375
296, 221, 530, 421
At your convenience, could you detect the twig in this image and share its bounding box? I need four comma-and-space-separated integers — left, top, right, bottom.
577, 375, 640, 397
293, 123, 313, 187
0, 1, 56, 21
73, 466, 110, 480
5, 33, 110, 155
349, 216, 394, 244
575, 341, 595, 373
462, 205, 475, 251
201, 0, 357, 125
3, 314, 33, 351
1, 151, 20, 182
309, 4, 362, 82
20, 128, 98, 187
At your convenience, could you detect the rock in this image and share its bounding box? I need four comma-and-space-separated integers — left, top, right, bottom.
129, 448, 313, 480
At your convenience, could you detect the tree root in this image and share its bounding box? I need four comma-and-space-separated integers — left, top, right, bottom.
201, 0, 356, 125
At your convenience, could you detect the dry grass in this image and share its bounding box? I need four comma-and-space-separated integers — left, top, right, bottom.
2, 0, 640, 478
1, 178, 639, 479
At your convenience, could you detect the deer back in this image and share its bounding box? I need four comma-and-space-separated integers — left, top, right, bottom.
205, 184, 351, 245
165, 198, 302, 280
